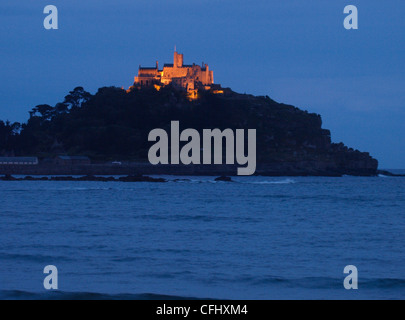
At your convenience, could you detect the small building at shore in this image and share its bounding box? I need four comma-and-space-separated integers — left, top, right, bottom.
0, 157, 39, 165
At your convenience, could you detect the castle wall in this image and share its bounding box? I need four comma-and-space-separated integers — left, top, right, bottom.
133, 51, 214, 89
135, 68, 160, 86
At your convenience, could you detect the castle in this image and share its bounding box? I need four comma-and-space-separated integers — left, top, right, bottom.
132, 50, 216, 99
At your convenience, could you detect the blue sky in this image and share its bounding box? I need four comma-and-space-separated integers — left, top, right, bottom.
1, 0, 404, 168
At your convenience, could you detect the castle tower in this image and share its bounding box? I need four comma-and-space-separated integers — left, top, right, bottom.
173, 50, 183, 68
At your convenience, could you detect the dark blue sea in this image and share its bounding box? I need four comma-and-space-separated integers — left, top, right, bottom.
1, 174, 405, 300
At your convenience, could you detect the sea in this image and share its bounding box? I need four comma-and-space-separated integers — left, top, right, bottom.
1, 173, 405, 300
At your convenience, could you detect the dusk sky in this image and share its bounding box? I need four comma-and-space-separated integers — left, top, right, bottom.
1, 0, 404, 168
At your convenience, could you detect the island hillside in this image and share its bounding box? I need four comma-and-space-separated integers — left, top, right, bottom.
0, 86, 378, 176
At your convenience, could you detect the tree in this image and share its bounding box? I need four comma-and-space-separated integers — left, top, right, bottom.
63, 87, 92, 110
29, 104, 54, 120
0, 120, 21, 153
55, 103, 69, 115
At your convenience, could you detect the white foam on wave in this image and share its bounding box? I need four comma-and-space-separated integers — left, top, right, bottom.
248, 178, 296, 185
55, 187, 113, 191
168, 177, 297, 184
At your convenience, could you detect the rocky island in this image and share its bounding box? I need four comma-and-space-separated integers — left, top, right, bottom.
0, 84, 378, 177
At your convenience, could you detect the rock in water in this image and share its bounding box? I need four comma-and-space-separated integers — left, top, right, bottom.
215, 176, 233, 182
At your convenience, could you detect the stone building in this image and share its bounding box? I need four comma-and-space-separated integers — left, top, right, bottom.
132, 50, 215, 98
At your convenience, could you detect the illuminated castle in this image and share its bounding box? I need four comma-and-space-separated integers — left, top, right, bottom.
132, 50, 215, 99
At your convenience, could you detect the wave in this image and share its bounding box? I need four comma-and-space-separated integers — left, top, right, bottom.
1, 187, 115, 192
3, 278, 405, 300
247, 179, 296, 185
234, 275, 405, 290
362, 278, 405, 289
0, 252, 73, 263
234, 275, 338, 288
2, 177, 298, 187
167, 178, 297, 184
0, 290, 208, 300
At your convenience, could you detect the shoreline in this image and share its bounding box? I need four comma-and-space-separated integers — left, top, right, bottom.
0, 163, 384, 178
0, 170, 403, 183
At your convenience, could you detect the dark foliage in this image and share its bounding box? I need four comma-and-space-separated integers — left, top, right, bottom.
0, 85, 377, 172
